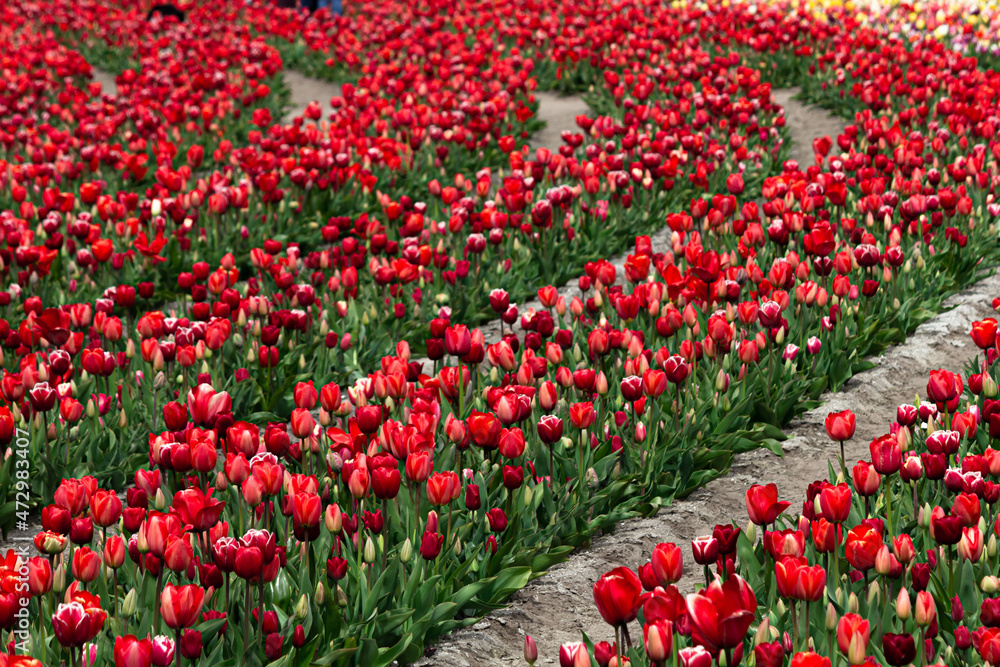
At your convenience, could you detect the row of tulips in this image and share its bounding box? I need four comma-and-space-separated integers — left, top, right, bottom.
529, 308, 1000, 666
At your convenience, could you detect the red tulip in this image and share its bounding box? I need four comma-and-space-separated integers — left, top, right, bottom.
52, 592, 106, 647
162, 401, 189, 432
290, 408, 316, 439
536, 415, 564, 444
691, 536, 720, 565
420, 531, 444, 560
745, 484, 790, 526
160, 583, 205, 629
851, 461, 881, 496
593, 566, 642, 627
172, 488, 225, 532
28, 557, 53, 595
819, 483, 852, 523
650, 543, 683, 586
976, 627, 1000, 664
71, 546, 101, 584
844, 525, 882, 571
293, 381, 318, 410
90, 489, 123, 527
569, 402, 596, 429
468, 411, 501, 449
686, 575, 757, 653
881, 633, 916, 666
836, 613, 870, 656
104, 535, 126, 569
186, 384, 231, 427
869, 434, 901, 475
644, 619, 673, 662
115, 635, 152, 667
372, 467, 401, 500
971, 319, 998, 349
789, 652, 832, 667
930, 506, 964, 545
825, 410, 856, 441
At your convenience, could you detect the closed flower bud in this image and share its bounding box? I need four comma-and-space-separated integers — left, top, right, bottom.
295, 594, 309, 620
915, 591, 936, 626
755, 618, 771, 646
315, 582, 325, 605
400, 538, 413, 563
982, 576, 1000, 594
122, 588, 137, 617
525, 636, 538, 665
896, 588, 911, 619
826, 603, 838, 631
363, 537, 376, 564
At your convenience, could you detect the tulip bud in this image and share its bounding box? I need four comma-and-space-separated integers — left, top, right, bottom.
776, 600, 786, 617
826, 603, 838, 631
525, 636, 538, 665
990, 535, 999, 559
915, 591, 936, 627
848, 593, 859, 614
745, 521, 756, 544
324, 504, 342, 534
122, 588, 137, 617
363, 537, 376, 564
53, 565, 66, 594
755, 618, 771, 646
295, 594, 309, 620
454, 536, 462, 556
400, 538, 413, 563
315, 582, 325, 605
919, 503, 932, 528
155, 488, 167, 511
896, 588, 911, 619
982, 576, 1000, 594
840, 631, 864, 666
335, 585, 347, 607
984, 374, 999, 398
867, 581, 881, 607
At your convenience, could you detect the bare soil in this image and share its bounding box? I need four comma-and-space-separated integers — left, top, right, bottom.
529, 91, 591, 154
91, 69, 118, 96
412, 91, 996, 666
281, 70, 341, 123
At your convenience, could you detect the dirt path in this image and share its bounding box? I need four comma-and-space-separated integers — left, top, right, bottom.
413, 91, 975, 666
281, 70, 341, 123
529, 91, 591, 153
772, 89, 846, 169
91, 68, 118, 96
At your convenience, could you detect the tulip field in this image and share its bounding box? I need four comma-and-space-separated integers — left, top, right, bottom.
2, 0, 1000, 665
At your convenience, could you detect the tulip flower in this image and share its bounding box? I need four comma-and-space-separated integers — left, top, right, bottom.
650, 543, 682, 586
881, 633, 916, 666
686, 574, 757, 653
593, 567, 642, 628
160, 584, 205, 629
745, 484, 790, 526
115, 635, 152, 667
825, 410, 856, 472
836, 613, 870, 657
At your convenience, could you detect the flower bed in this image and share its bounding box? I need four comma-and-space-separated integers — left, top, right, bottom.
540, 310, 1000, 667
0, 0, 998, 666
